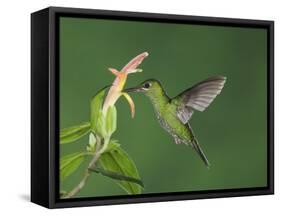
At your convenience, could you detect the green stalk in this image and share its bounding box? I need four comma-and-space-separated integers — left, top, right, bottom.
62, 136, 104, 199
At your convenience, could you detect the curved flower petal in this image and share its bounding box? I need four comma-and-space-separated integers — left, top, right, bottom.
102, 52, 149, 117
121, 52, 149, 74
108, 68, 119, 76
122, 92, 135, 118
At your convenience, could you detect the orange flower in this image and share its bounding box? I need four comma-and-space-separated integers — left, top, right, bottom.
103, 52, 149, 117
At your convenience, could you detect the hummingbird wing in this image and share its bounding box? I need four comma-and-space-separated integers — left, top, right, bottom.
174, 76, 226, 124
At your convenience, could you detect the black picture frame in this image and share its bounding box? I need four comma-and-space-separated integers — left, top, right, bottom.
31, 6, 274, 208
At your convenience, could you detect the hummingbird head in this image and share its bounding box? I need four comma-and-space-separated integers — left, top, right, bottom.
124, 79, 162, 95
123, 79, 169, 105
124, 79, 170, 109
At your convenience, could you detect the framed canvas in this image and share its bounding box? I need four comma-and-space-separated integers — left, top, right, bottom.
31, 6, 274, 208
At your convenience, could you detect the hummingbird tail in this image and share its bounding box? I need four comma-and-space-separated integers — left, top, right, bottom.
191, 138, 210, 168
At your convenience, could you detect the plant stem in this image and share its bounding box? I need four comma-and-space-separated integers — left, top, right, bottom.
62, 170, 91, 198
62, 136, 104, 199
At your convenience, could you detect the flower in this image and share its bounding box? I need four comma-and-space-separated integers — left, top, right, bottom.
102, 52, 149, 117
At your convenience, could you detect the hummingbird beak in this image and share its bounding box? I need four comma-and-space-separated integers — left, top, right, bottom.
123, 86, 145, 93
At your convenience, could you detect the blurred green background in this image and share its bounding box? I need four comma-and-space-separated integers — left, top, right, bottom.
59, 17, 267, 198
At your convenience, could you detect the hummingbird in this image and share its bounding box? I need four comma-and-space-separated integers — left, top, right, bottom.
124, 76, 226, 168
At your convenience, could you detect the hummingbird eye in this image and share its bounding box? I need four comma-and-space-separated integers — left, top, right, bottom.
143, 82, 151, 89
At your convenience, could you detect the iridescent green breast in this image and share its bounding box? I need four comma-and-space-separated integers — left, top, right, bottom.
154, 103, 192, 143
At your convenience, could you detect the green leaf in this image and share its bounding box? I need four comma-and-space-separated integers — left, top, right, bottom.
87, 133, 97, 152
60, 152, 88, 181
60, 122, 91, 144
98, 145, 143, 194
90, 87, 106, 132
96, 111, 107, 137
105, 105, 117, 136
89, 133, 96, 147
104, 139, 120, 153
90, 167, 144, 188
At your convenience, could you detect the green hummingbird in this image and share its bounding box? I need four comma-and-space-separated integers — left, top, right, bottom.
124, 76, 226, 168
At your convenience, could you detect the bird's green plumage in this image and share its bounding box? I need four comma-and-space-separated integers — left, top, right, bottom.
124, 76, 226, 167
143, 80, 193, 142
